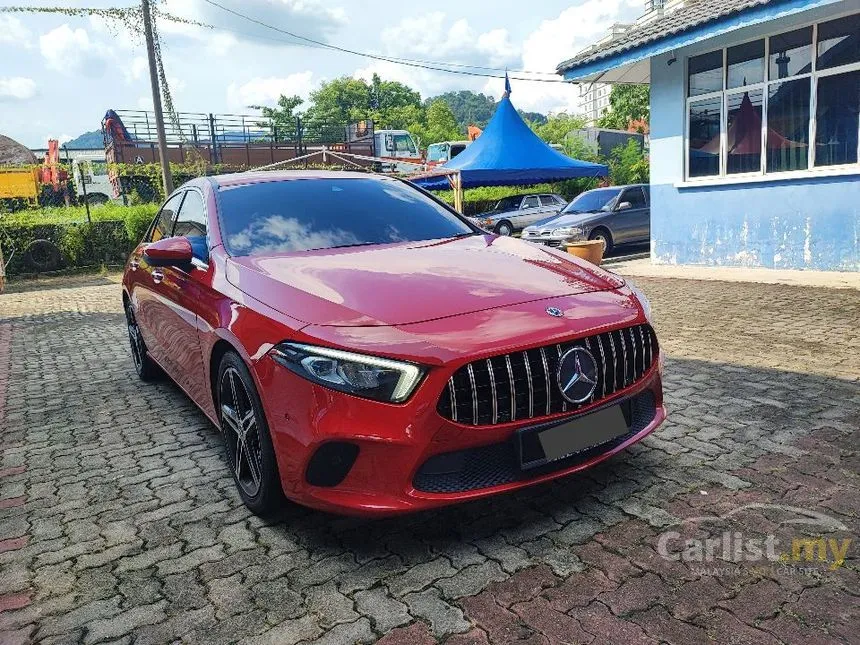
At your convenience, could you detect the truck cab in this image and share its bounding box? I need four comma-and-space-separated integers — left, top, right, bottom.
373, 130, 421, 173
71, 153, 114, 204
426, 140, 470, 168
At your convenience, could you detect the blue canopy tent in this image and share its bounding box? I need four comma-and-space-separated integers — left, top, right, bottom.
411, 84, 608, 192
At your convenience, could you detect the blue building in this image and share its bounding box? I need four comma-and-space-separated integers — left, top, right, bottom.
558, 0, 860, 271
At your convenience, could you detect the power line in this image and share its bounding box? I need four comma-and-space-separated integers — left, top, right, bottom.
199, 0, 567, 83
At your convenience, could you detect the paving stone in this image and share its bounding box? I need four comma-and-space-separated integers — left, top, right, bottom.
353, 587, 411, 633
435, 561, 508, 599
81, 600, 167, 645
403, 588, 470, 638
374, 621, 435, 645
302, 617, 374, 645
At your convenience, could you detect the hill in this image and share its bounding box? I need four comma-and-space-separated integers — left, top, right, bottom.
64, 130, 103, 149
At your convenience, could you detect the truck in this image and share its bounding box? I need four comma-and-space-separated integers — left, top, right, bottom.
372, 129, 422, 173
426, 140, 471, 168
69, 151, 114, 205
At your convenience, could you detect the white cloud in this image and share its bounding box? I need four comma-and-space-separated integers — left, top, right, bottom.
509, 0, 641, 113
160, 0, 346, 51
227, 72, 316, 110
0, 15, 33, 48
39, 24, 111, 75
0, 77, 37, 101
123, 57, 149, 84
350, 12, 521, 100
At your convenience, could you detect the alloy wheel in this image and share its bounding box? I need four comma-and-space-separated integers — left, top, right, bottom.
125, 304, 144, 373
498, 223, 512, 236
219, 367, 264, 498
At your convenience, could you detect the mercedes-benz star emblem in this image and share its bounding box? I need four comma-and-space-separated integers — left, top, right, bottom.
557, 347, 599, 404
546, 307, 563, 317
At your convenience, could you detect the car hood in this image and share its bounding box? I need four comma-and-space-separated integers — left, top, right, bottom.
531, 210, 607, 229
226, 234, 622, 326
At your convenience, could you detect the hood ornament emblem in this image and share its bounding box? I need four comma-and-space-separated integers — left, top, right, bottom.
545, 307, 563, 317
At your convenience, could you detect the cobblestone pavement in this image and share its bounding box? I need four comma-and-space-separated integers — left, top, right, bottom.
0, 273, 858, 644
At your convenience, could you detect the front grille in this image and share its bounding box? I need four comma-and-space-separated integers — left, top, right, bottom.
437, 324, 657, 426
414, 390, 656, 493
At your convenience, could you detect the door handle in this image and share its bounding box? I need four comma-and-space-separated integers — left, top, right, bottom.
129, 258, 139, 271
152, 269, 164, 284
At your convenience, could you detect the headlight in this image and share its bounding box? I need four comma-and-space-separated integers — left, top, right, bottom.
270, 343, 425, 403
627, 280, 653, 323
480, 218, 495, 227
551, 226, 584, 237
522, 228, 536, 236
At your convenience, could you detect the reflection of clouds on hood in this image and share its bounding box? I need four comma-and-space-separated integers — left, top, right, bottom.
228, 215, 360, 255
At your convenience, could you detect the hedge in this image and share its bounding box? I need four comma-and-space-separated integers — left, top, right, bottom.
0, 204, 157, 276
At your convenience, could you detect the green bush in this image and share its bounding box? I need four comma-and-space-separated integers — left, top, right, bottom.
0, 204, 158, 276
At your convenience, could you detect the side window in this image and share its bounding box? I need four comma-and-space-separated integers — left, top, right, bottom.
539, 195, 558, 207
172, 190, 209, 261
522, 196, 540, 209
147, 192, 184, 242
621, 188, 646, 209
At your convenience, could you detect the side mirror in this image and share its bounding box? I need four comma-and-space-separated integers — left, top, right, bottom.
144, 236, 193, 267
616, 201, 632, 211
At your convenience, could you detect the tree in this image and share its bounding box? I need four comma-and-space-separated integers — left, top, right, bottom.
302, 74, 422, 127
530, 112, 587, 145
426, 90, 496, 130
409, 99, 461, 147
598, 84, 650, 132
608, 138, 649, 185
251, 95, 304, 136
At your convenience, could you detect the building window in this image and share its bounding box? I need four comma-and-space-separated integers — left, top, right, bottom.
685, 14, 860, 180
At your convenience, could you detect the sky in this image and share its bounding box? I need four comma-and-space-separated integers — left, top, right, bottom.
0, 0, 643, 147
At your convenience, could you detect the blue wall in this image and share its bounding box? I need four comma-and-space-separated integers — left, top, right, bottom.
648, 2, 860, 271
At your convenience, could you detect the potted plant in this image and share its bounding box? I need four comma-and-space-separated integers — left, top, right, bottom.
565, 239, 605, 265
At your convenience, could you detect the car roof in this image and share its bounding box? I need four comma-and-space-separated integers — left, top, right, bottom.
209, 169, 387, 189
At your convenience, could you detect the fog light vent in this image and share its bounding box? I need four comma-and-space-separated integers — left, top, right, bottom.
305, 442, 359, 487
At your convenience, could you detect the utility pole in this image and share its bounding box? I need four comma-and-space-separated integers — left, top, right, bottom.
141, 0, 173, 195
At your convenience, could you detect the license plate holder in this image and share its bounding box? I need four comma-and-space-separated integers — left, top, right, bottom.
517, 402, 631, 471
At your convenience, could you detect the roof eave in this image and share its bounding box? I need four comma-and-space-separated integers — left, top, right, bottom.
557, 0, 840, 81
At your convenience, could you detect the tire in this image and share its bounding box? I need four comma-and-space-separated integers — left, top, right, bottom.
589, 228, 614, 254
85, 193, 109, 206
124, 300, 161, 381
495, 220, 514, 236
24, 239, 61, 272
217, 351, 285, 516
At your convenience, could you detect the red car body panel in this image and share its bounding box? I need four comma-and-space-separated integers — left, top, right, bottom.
123, 172, 666, 516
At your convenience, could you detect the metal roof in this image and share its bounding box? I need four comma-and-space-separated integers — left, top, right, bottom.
560, 0, 806, 74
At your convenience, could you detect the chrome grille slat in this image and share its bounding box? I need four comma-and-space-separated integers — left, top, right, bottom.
438, 324, 656, 426
487, 359, 498, 425
619, 330, 628, 387
628, 327, 638, 381
523, 351, 534, 418
505, 355, 516, 422
466, 364, 479, 426
556, 344, 567, 412
606, 332, 618, 393
539, 347, 551, 416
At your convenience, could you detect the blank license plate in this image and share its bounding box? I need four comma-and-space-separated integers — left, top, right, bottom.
518, 404, 629, 470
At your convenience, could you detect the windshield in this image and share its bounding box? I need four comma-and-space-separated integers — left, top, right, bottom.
392, 134, 417, 154
562, 188, 621, 213
492, 196, 522, 211
218, 177, 474, 256
427, 143, 447, 162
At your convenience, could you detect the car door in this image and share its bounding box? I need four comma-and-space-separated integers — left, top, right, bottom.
149, 188, 211, 400
129, 191, 185, 368
611, 187, 648, 244
515, 195, 542, 228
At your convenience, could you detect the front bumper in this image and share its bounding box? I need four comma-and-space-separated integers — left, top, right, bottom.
255, 349, 665, 516
522, 233, 587, 247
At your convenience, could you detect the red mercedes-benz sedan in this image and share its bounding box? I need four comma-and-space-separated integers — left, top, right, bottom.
122, 171, 665, 516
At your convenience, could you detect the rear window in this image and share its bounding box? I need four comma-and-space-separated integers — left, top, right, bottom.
218, 177, 473, 256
